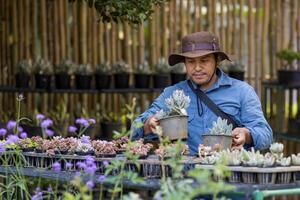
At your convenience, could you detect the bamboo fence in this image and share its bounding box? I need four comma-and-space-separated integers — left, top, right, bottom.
0, 0, 300, 154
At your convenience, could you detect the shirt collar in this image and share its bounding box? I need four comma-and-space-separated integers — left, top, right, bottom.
187, 68, 232, 92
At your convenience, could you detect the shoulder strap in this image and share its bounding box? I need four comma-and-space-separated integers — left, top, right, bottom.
187, 80, 238, 129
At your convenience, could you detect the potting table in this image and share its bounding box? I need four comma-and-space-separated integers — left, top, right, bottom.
0, 166, 299, 199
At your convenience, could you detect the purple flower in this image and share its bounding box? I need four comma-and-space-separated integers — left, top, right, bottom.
6, 121, 16, 130
52, 162, 61, 172
41, 119, 53, 128
0, 128, 7, 136
85, 155, 95, 164
36, 114, 45, 121
76, 161, 86, 169
68, 126, 77, 133
85, 164, 97, 175
103, 160, 109, 167
17, 126, 23, 133
86, 180, 94, 190
47, 186, 52, 193
76, 118, 89, 127
35, 187, 41, 192
98, 175, 106, 183
20, 132, 28, 139
6, 135, 19, 144
31, 191, 43, 200
81, 136, 90, 144
45, 129, 54, 137
88, 118, 96, 125
0, 143, 6, 153
65, 162, 73, 169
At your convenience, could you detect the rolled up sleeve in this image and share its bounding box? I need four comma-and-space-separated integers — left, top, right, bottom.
240, 86, 273, 150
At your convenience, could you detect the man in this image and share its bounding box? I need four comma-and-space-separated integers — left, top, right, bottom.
132, 31, 272, 155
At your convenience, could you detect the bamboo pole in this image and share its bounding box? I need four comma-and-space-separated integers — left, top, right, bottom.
238, 0, 244, 62
162, 5, 168, 58
24, 0, 30, 59
138, 23, 145, 64
104, 23, 111, 63
220, 0, 226, 53
150, 12, 156, 66
18, 0, 24, 60
30, 0, 37, 60
47, 0, 54, 62
180, 0, 186, 38
276, 0, 282, 70
79, 0, 87, 63
255, 0, 262, 93
155, 6, 161, 60
262, 0, 270, 79
92, 9, 98, 65
5, 0, 11, 85
194, 0, 200, 32
111, 22, 117, 63
132, 26, 138, 67
40, 0, 48, 60
53, 0, 60, 64
11, 0, 18, 73
248, 0, 255, 85
72, 1, 79, 63
169, 0, 175, 53
87, 7, 92, 64
59, 0, 67, 59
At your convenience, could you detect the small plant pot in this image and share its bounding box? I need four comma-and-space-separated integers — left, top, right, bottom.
35, 74, 52, 89
75, 75, 92, 89
15, 74, 30, 88
96, 153, 116, 158
276, 172, 292, 184
228, 171, 242, 183
228, 71, 245, 81
21, 125, 43, 138
158, 115, 188, 140
22, 147, 35, 152
54, 150, 69, 155
242, 172, 257, 184
114, 73, 130, 88
75, 150, 94, 156
278, 69, 300, 86
55, 73, 71, 89
170, 73, 186, 85
134, 74, 151, 88
257, 172, 276, 184
100, 122, 122, 140
95, 74, 111, 89
35, 149, 45, 153
153, 74, 170, 88
202, 134, 232, 150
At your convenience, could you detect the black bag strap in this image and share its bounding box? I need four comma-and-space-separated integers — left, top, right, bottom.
187, 80, 238, 129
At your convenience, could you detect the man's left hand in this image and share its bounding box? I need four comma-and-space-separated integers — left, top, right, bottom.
232, 127, 253, 150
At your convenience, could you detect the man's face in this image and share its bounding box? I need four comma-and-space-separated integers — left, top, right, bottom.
185, 54, 217, 87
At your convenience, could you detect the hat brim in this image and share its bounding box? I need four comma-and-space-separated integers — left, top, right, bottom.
168, 50, 231, 66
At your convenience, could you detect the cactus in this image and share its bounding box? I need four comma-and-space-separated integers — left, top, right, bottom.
209, 117, 233, 135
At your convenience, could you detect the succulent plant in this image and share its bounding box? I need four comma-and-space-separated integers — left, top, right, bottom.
201, 154, 219, 165
165, 90, 190, 116
92, 140, 117, 155
136, 61, 152, 74
276, 157, 291, 166
112, 61, 130, 74
128, 139, 153, 157
241, 148, 264, 167
170, 63, 186, 74
209, 117, 233, 135
276, 49, 300, 68
16, 59, 33, 75
154, 109, 168, 120
95, 61, 112, 74
291, 153, 300, 165
55, 59, 76, 75
155, 58, 170, 74
263, 153, 276, 167
76, 135, 94, 153
270, 142, 284, 154
219, 149, 242, 166
18, 138, 38, 149
75, 63, 93, 75
33, 58, 54, 75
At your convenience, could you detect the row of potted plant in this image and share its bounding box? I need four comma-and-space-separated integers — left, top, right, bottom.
14, 58, 187, 90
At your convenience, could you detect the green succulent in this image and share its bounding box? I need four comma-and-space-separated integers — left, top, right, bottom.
55, 60, 76, 75
15, 59, 33, 75
209, 117, 233, 135
95, 61, 112, 74
75, 63, 93, 75
112, 61, 130, 74
34, 58, 54, 75
155, 58, 170, 74
276, 156, 291, 166
135, 61, 152, 74
276, 49, 300, 67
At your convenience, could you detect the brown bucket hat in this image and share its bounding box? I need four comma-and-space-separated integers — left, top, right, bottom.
168, 32, 231, 66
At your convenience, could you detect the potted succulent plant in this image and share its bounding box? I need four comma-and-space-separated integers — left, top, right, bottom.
99, 112, 122, 140
112, 61, 131, 88
33, 58, 53, 90
276, 49, 300, 86
154, 90, 190, 140
18, 138, 38, 152
134, 61, 152, 88
113, 136, 129, 154
74, 63, 93, 89
54, 60, 76, 89
15, 59, 33, 88
170, 63, 186, 85
128, 139, 153, 159
95, 61, 112, 89
92, 140, 116, 157
202, 117, 233, 150
276, 156, 292, 184
257, 153, 276, 184
75, 135, 94, 155
153, 58, 170, 88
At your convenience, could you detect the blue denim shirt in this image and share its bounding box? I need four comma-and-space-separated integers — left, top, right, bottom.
132, 69, 273, 155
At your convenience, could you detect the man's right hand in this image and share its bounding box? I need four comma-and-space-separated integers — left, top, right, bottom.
143, 116, 159, 135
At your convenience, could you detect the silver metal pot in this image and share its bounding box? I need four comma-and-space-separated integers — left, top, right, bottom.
159, 115, 188, 140
202, 134, 232, 150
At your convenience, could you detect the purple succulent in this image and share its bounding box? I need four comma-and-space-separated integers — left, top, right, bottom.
20, 132, 28, 139
98, 175, 106, 183
45, 129, 54, 137
41, 119, 53, 128
0, 128, 7, 136
68, 126, 77, 133
6, 135, 19, 144
36, 114, 45, 121
52, 162, 61, 172
6, 121, 16, 130
86, 180, 94, 190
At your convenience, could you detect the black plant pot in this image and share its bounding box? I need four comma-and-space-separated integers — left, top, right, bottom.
55, 74, 71, 89
153, 74, 170, 88
134, 74, 151, 88
75, 75, 92, 89
114, 73, 130, 88
15, 74, 30, 88
21, 125, 43, 138
171, 73, 186, 85
278, 69, 300, 86
99, 122, 122, 140
228, 71, 245, 81
95, 74, 111, 89
35, 74, 52, 89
